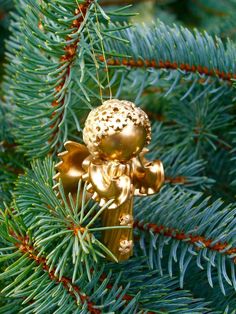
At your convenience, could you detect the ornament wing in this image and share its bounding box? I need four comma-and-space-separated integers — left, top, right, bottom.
53, 141, 89, 196
133, 148, 164, 196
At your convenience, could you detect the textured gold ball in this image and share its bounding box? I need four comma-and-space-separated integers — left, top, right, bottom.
83, 99, 151, 161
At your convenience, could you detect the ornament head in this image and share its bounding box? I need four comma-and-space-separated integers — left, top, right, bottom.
83, 99, 151, 162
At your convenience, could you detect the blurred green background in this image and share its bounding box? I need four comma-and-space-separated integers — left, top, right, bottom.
0, 0, 12, 81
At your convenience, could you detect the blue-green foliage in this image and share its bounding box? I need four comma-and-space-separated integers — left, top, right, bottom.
99, 20, 236, 102
0, 158, 222, 313
0, 0, 236, 312
0, 97, 26, 206
15, 159, 122, 279
0, 0, 13, 67
3, 0, 235, 159
187, 0, 236, 41
107, 259, 216, 313
231, 131, 236, 187
134, 188, 236, 295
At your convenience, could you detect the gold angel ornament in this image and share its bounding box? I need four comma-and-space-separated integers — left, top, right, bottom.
55, 99, 164, 262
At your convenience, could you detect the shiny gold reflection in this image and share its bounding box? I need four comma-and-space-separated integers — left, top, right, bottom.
55, 99, 164, 262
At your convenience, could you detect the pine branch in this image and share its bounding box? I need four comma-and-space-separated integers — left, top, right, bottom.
4, 1, 235, 160
189, 0, 236, 41
5, 2, 235, 159
230, 133, 236, 187
0, 296, 23, 313
205, 149, 236, 202
3, 0, 98, 158
100, 55, 235, 83
0, 208, 139, 313
11, 235, 99, 313
0, 96, 14, 144
148, 123, 215, 191
3, 156, 233, 312
134, 221, 236, 261
146, 96, 235, 198
148, 110, 233, 153
101, 0, 155, 6
0, 207, 216, 314
1, 221, 213, 313
0, 146, 26, 207
0, 94, 25, 207
106, 259, 217, 313
14, 158, 125, 278
134, 187, 236, 295
2, 0, 136, 158
47, 0, 94, 145
95, 20, 236, 104
182, 263, 236, 312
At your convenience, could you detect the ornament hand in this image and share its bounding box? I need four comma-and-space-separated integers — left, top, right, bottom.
133, 149, 164, 196
86, 161, 131, 209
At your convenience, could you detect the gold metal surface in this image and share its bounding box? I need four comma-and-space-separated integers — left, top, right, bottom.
99, 124, 147, 161
55, 99, 164, 262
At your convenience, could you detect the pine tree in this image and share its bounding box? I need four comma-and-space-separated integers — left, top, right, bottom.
0, 0, 236, 312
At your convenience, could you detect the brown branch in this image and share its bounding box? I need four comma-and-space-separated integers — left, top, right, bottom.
142, 87, 165, 96
191, 0, 229, 17
145, 110, 166, 122
98, 56, 236, 83
165, 176, 187, 184
214, 139, 232, 151
3, 164, 23, 176
99, 273, 133, 301
1, 141, 17, 150
134, 221, 236, 262
15, 235, 101, 313
14, 233, 141, 312
0, 11, 6, 21
101, 0, 155, 6
98, 272, 154, 314
49, 1, 94, 143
